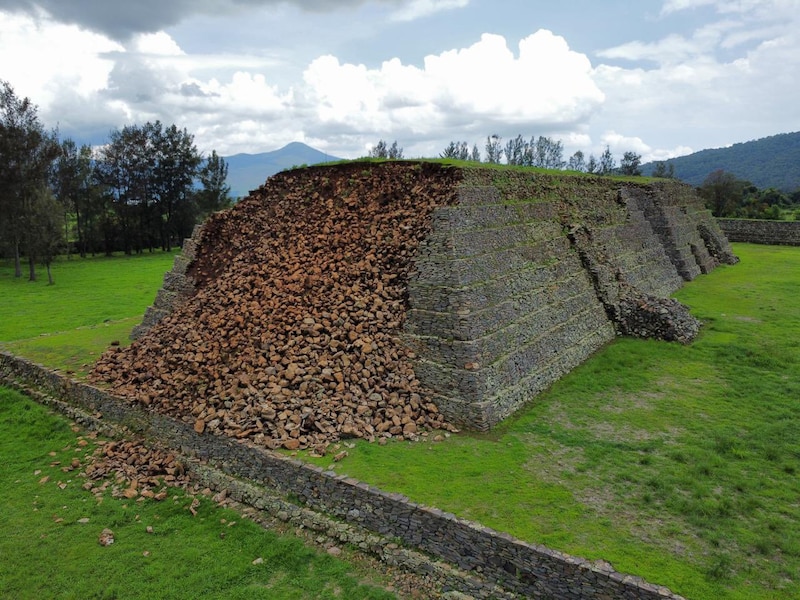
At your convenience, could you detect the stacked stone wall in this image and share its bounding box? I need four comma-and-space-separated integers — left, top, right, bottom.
130, 224, 203, 339
403, 185, 614, 429
718, 218, 800, 245
628, 183, 735, 277
404, 171, 735, 429
0, 352, 685, 600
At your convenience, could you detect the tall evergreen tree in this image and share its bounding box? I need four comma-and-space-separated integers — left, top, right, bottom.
567, 150, 586, 172
195, 150, 232, 220
95, 121, 200, 253
652, 161, 676, 179
470, 144, 481, 162
27, 185, 65, 284
536, 136, 565, 170
51, 138, 95, 257
152, 122, 201, 250
598, 146, 616, 175
368, 139, 403, 159
619, 151, 642, 176
485, 134, 503, 164
440, 141, 470, 161
0, 80, 60, 279
504, 135, 526, 165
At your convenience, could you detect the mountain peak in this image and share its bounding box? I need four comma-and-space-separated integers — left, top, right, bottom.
224, 142, 340, 197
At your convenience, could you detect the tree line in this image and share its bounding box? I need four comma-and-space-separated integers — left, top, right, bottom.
378, 135, 800, 220
441, 134, 644, 176
698, 169, 800, 221
0, 80, 231, 283
369, 134, 645, 176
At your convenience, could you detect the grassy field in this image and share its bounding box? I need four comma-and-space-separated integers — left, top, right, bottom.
308, 243, 799, 600
1, 244, 799, 599
0, 387, 396, 599
0, 252, 176, 376
1, 253, 402, 599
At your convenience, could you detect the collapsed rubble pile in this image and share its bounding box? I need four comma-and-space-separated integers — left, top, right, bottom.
81, 437, 191, 500
615, 292, 701, 344
567, 223, 702, 345
91, 162, 461, 451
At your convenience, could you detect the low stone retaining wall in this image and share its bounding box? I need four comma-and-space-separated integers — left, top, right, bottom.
1, 351, 685, 600
718, 218, 800, 245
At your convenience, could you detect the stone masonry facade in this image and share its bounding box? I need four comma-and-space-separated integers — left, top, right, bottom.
718, 218, 800, 246
403, 170, 736, 430
133, 166, 736, 432
130, 223, 204, 340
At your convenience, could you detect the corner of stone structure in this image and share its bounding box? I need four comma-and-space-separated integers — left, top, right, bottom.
129, 224, 204, 340
698, 221, 739, 266
566, 209, 702, 344
406, 171, 738, 431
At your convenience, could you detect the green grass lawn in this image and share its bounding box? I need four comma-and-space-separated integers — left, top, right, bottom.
0, 252, 176, 376
306, 243, 800, 600
2, 244, 799, 600
0, 387, 396, 599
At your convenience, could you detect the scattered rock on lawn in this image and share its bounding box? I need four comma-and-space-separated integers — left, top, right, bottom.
98, 528, 115, 546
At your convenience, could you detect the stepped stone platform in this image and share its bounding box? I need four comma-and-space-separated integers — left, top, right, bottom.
402, 168, 736, 429
101, 162, 736, 441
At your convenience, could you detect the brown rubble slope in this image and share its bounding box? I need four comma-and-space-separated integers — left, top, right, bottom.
91, 161, 461, 452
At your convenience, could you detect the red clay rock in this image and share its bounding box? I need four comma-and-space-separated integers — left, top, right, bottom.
91, 162, 462, 450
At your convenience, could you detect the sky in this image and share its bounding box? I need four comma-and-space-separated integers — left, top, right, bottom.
1, 0, 798, 162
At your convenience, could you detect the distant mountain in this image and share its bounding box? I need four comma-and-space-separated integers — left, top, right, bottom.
641, 132, 800, 192
224, 142, 340, 198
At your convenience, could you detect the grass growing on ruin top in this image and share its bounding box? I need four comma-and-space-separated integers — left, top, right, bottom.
330, 157, 654, 186
0, 387, 398, 600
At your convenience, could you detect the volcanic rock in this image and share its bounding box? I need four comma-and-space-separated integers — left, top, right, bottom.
91, 162, 462, 451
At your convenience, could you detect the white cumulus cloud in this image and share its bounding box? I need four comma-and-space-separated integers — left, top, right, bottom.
591, 0, 800, 158
303, 30, 604, 150
0, 12, 122, 105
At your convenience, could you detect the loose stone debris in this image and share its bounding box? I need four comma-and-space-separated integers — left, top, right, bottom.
91, 163, 462, 451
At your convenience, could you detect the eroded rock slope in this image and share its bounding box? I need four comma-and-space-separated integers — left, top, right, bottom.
92, 162, 461, 451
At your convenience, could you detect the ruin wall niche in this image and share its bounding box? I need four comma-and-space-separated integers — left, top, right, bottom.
403, 171, 736, 430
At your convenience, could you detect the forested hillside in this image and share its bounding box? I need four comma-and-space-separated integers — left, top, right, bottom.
642, 132, 800, 191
